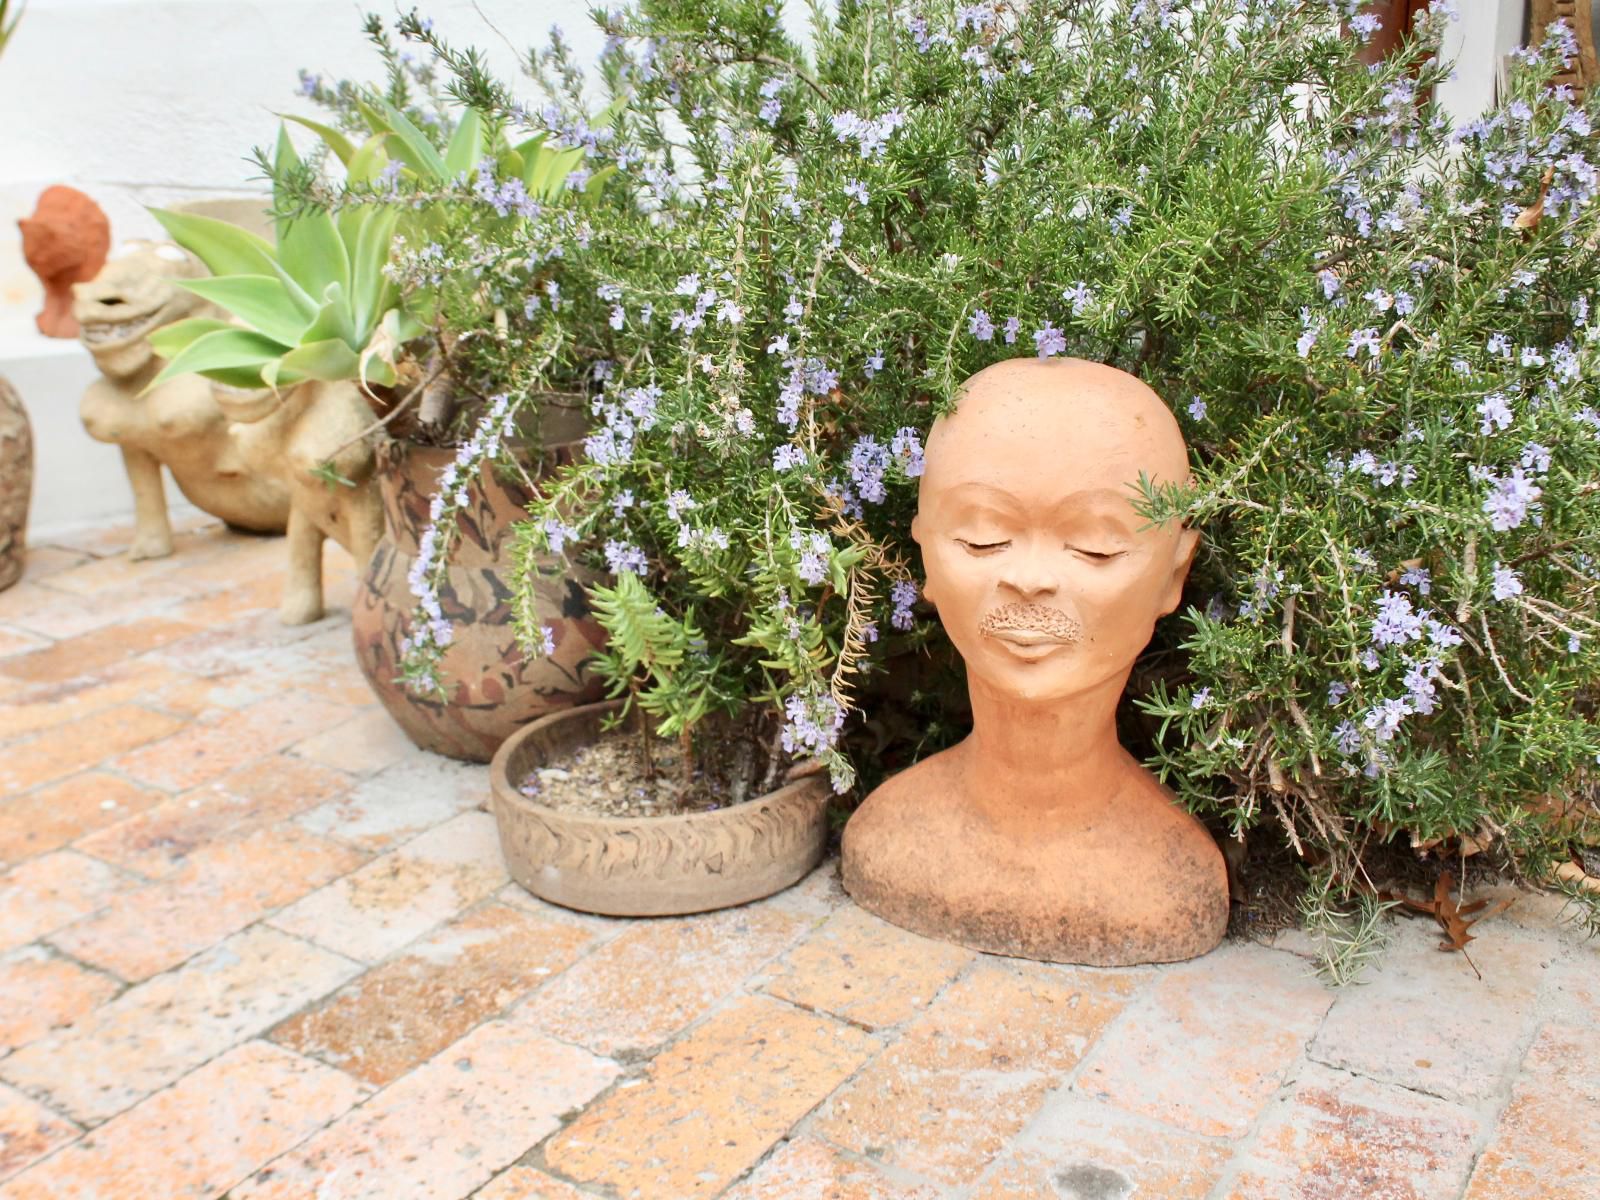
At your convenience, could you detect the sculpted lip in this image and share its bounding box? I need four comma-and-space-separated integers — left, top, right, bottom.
983, 627, 1075, 647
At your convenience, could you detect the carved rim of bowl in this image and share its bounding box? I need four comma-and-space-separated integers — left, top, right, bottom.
488, 699, 831, 917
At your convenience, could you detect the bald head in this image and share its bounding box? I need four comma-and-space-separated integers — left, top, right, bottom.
922, 358, 1191, 502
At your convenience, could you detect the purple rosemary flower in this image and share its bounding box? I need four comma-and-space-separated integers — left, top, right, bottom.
1371, 590, 1424, 647
604, 539, 648, 577
890, 427, 925, 477
1034, 321, 1067, 358
969, 309, 996, 341
1482, 467, 1542, 531
890, 580, 918, 630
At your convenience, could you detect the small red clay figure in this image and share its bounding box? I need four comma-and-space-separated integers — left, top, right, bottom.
19, 185, 112, 338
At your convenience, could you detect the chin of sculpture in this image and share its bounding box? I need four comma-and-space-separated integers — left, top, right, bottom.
210, 379, 384, 625
841, 357, 1229, 966
75, 241, 292, 561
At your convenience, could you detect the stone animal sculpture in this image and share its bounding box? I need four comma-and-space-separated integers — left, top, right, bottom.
842, 357, 1228, 966
20, 185, 112, 338
207, 379, 384, 625
75, 241, 291, 561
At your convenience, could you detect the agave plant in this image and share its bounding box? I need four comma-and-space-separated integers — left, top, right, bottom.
146, 128, 421, 392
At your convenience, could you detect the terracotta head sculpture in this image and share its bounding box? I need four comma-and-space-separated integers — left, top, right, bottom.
842, 357, 1228, 965
19, 185, 112, 338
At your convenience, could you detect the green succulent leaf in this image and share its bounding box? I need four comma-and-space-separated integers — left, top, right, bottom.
279, 337, 363, 383
349, 207, 400, 338
145, 327, 286, 391
279, 113, 357, 166
147, 209, 277, 277
345, 134, 390, 185
175, 276, 309, 345
278, 210, 351, 303
301, 282, 360, 350
444, 106, 485, 179
146, 316, 234, 362
378, 99, 448, 182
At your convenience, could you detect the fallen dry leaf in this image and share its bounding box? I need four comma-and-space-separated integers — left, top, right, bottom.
1513, 166, 1556, 233
1554, 859, 1600, 895
1379, 871, 1514, 980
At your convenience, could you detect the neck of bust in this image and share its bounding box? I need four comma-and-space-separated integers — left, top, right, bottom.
958, 668, 1136, 821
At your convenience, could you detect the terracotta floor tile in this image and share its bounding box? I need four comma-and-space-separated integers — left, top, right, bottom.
161, 573, 284, 627
0, 926, 360, 1124
0, 852, 135, 955
0, 705, 185, 796
39, 525, 232, 595
14, 546, 92, 581
1462, 1017, 1600, 1200
968, 1096, 1231, 1200
812, 960, 1141, 1187
269, 811, 509, 963
0, 1083, 78, 1183
0, 1041, 364, 1200
293, 753, 488, 853
270, 901, 591, 1086
474, 1167, 593, 1200
0, 581, 166, 641
51, 826, 367, 981
231, 1020, 618, 1200
1073, 943, 1333, 1137
0, 617, 199, 685
1223, 1065, 1481, 1200
1310, 920, 1549, 1104
763, 905, 974, 1029
756, 857, 853, 919
0, 774, 165, 866
74, 755, 354, 877
0, 626, 50, 659
112, 692, 355, 791
513, 905, 809, 1056
0, 661, 194, 743
547, 996, 876, 1200
722, 1137, 941, 1200
0, 946, 121, 1054
289, 707, 417, 776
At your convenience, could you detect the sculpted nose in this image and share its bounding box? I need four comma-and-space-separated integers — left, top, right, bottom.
998, 539, 1059, 599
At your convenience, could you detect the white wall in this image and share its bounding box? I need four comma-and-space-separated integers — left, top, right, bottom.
0, 0, 607, 323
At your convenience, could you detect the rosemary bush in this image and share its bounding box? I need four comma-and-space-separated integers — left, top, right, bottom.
384, 0, 1599, 908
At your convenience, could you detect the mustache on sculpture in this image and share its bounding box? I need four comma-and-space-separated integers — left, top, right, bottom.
979, 603, 1083, 643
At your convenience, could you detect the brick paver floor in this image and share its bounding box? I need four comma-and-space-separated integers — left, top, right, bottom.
1, 518, 1596, 1199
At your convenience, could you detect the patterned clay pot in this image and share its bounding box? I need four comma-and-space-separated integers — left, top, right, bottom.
0, 375, 32, 592
489, 700, 831, 916
351, 436, 608, 761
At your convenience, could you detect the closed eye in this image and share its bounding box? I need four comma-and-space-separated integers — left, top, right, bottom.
957, 539, 1010, 555
1070, 547, 1126, 561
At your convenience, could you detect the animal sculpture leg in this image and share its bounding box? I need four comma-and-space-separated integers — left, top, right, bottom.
279, 503, 326, 625
121, 446, 174, 561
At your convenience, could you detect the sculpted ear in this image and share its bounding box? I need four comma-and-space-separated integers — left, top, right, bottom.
1158, 526, 1200, 617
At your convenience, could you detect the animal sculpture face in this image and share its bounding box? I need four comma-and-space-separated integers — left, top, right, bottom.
72, 242, 207, 380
